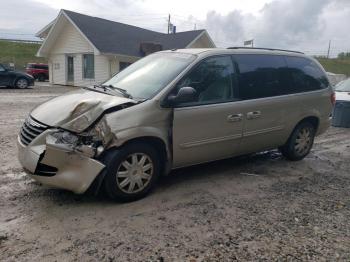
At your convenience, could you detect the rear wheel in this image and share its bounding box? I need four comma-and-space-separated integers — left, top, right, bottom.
280, 122, 316, 161
16, 78, 29, 88
101, 142, 161, 202
38, 74, 45, 82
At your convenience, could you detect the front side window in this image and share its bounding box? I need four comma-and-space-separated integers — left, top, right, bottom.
233, 54, 288, 100
285, 56, 329, 92
174, 56, 235, 106
83, 54, 94, 79
104, 52, 196, 99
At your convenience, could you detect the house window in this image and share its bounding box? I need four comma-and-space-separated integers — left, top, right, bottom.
83, 54, 94, 79
119, 62, 132, 71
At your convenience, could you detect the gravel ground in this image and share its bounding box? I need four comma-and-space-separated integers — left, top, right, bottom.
0, 85, 349, 261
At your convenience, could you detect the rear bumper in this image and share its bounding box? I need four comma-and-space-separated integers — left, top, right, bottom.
17, 132, 105, 194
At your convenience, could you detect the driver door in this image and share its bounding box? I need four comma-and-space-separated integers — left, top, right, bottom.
171, 56, 244, 168
0, 64, 10, 86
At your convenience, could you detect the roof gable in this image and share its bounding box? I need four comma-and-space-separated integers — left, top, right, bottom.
38, 9, 215, 57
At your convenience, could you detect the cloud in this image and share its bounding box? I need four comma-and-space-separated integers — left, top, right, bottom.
203, 0, 350, 56
0, 0, 57, 34
0, 0, 349, 55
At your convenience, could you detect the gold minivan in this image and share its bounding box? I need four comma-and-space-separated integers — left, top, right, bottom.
18, 48, 334, 201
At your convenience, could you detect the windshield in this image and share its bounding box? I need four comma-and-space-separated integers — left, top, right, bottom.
103, 52, 196, 99
335, 78, 350, 92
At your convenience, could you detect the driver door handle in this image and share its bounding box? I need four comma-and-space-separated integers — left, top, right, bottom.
227, 113, 243, 122
247, 111, 261, 120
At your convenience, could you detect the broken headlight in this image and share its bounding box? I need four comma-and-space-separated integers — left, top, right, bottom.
51, 131, 79, 145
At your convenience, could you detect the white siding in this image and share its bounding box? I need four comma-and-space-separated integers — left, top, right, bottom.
72, 54, 110, 87
187, 33, 215, 48
108, 55, 140, 76
50, 19, 94, 54
47, 19, 112, 86
50, 54, 66, 85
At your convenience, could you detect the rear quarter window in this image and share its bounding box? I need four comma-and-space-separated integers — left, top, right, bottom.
284, 56, 329, 92
233, 54, 288, 100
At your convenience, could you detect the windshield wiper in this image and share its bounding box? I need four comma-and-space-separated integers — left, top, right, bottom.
109, 85, 133, 99
93, 84, 133, 99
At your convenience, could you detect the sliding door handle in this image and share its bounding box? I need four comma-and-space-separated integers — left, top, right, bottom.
247, 111, 261, 120
227, 113, 243, 122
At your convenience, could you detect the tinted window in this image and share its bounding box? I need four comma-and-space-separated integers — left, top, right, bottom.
285, 56, 329, 92
175, 56, 235, 105
35, 65, 48, 70
233, 54, 288, 100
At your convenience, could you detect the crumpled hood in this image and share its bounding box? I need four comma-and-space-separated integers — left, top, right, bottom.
30, 88, 136, 132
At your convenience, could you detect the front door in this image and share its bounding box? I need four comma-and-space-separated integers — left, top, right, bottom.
171, 55, 243, 168
67, 56, 74, 84
0, 64, 10, 86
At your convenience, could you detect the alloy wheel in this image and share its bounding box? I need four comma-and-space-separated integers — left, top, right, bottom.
294, 127, 312, 155
17, 79, 28, 88
116, 153, 154, 194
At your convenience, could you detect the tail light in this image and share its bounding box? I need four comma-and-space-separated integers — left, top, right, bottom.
331, 92, 336, 106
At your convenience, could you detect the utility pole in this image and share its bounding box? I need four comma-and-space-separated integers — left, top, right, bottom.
194, 23, 197, 30
327, 40, 331, 59
167, 14, 171, 34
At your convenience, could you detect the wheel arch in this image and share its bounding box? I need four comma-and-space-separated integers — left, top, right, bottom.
296, 116, 320, 131
13, 76, 28, 86
283, 115, 320, 146
90, 135, 170, 196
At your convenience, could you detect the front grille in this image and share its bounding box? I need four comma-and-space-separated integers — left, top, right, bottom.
19, 116, 48, 146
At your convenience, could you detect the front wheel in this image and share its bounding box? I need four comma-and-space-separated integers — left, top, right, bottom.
101, 143, 161, 202
16, 78, 29, 88
279, 122, 316, 161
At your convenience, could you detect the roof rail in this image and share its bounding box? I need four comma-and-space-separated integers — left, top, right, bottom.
227, 46, 304, 54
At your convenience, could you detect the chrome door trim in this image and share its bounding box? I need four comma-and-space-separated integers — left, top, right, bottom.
243, 125, 284, 137
179, 133, 242, 149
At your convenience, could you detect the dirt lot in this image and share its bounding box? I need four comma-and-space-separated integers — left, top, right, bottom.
0, 85, 349, 261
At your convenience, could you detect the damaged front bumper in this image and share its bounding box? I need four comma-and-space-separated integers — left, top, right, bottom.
17, 129, 105, 194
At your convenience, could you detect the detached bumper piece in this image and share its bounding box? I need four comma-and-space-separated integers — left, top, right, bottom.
18, 130, 105, 194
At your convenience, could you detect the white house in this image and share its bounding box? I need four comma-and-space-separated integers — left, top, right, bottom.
36, 10, 216, 87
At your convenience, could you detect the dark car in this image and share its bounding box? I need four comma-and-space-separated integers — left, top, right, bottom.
0, 63, 34, 88
25, 63, 49, 81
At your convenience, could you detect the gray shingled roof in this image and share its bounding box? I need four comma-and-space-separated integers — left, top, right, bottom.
63, 10, 206, 57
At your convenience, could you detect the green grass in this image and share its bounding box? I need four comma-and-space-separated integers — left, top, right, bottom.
0, 39, 349, 76
316, 57, 350, 76
0, 40, 47, 71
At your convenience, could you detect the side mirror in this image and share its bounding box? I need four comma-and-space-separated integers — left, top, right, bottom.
167, 86, 197, 106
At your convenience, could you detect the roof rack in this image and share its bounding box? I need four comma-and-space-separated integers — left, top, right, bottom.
227, 46, 304, 54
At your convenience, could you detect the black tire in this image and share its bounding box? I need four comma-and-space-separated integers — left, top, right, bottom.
101, 142, 161, 202
15, 78, 29, 89
279, 121, 316, 161
38, 74, 45, 82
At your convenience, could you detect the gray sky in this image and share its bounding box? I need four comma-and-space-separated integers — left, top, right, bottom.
0, 0, 349, 56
